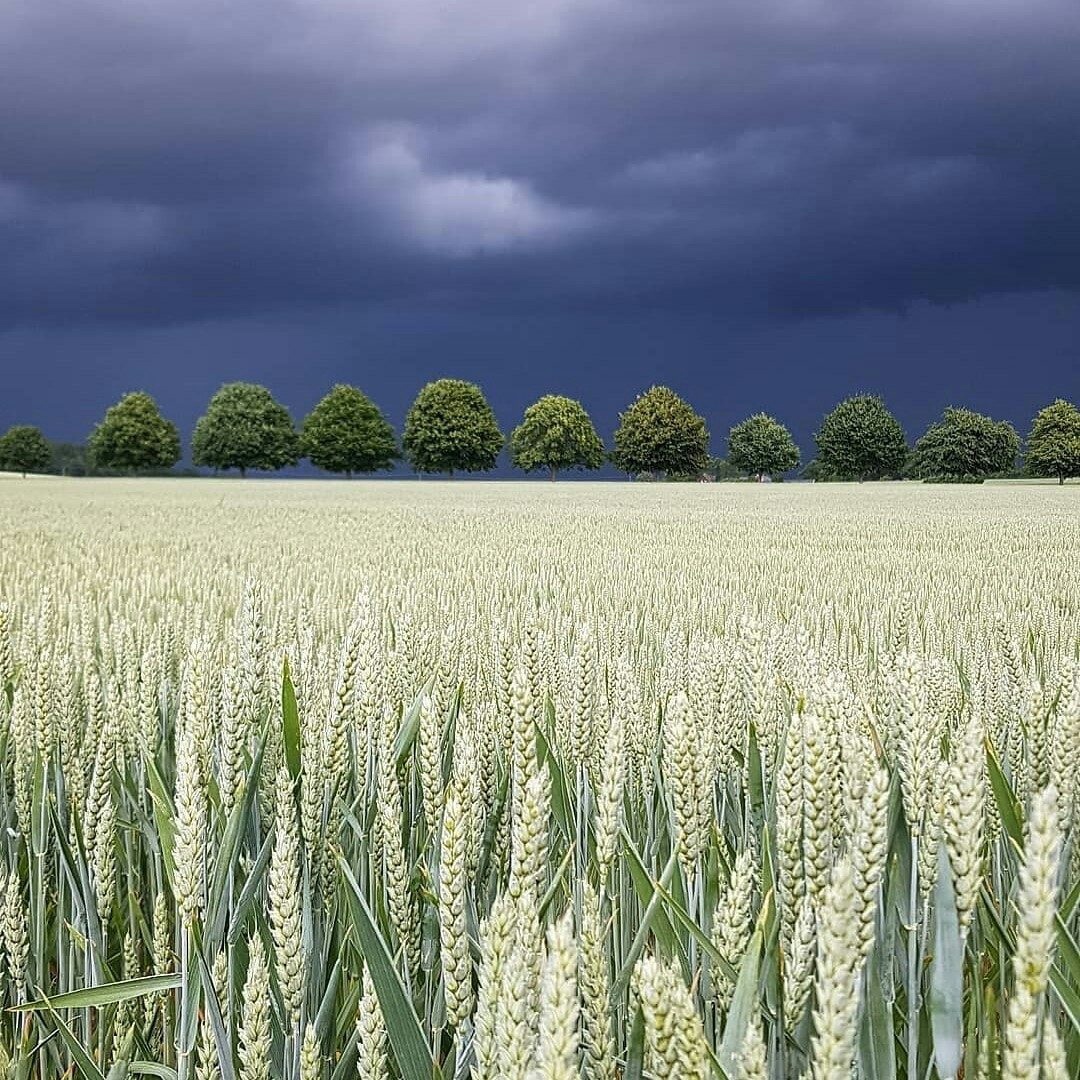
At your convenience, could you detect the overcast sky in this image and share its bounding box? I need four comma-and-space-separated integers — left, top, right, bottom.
1, 0, 1078, 465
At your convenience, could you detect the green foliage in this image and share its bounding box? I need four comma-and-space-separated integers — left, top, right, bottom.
300, 384, 397, 476
49, 442, 90, 476
664, 470, 712, 482
708, 457, 745, 481
909, 407, 1020, 482
1026, 399, 1080, 484
191, 382, 299, 476
727, 413, 800, 479
800, 458, 836, 482
610, 386, 709, 478
815, 395, 908, 480
402, 379, 503, 475
0, 424, 52, 475
510, 394, 604, 479
88, 392, 181, 473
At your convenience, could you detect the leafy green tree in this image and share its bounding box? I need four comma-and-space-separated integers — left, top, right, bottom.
402, 379, 503, 475
708, 457, 744, 481
49, 442, 89, 476
88, 391, 181, 473
301, 384, 397, 477
727, 413, 800, 480
909, 407, 1019, 482
799, 458, 835, 482
0, 425, 52, 476
1026, 399, 1080, 484
610, 386, 709, 479
510, 395, 604, 480
814, 395, 908, 480
192, 382, 299, 477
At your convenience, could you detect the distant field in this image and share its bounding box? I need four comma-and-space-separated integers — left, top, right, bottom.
0, 477, 1078, 1078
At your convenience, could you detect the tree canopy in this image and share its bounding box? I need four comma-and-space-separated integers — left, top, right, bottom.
12, 376, 1080, 489
301, 384, 397, 476
1026, 399, 1080, 484
610, 386, 709, 478
708, 457, 745, 481
191, 382, 299, 476
909, 407, 1019, 481
727, 413, 800, 479
50, 442, 89, 476
402, 379, 503, 475
510, 395, 604, 479
88, 391, 181, 473
0, 425, 52, 476
814, 395, 908, 480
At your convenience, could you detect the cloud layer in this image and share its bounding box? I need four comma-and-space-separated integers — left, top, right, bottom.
1, 0, 1078, 329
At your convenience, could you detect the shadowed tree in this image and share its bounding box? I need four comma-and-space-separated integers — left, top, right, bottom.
610, 386, 709, 479
510, 394, 604, 480
0, 425, 52, 477
708, 456, 745, 481
301, 384, 397, 477
909, 406, 1019, 481
727, 413, 800, 480
192, 382, 299, 477
1026, 399, 1080, 484
50, 442, 89, 476
814, 395, 908, 481
403, 379, 503, 476
88, 391, 181, 473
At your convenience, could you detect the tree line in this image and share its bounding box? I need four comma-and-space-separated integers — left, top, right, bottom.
2, 380, 1079, 483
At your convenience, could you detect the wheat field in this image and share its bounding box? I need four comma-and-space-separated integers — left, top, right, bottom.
0, 477, 1078, 1080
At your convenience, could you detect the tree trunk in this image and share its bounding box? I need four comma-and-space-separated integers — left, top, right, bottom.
240, 466, 247, 479
1060, 476, 1065, 485
549, 466, 557, 482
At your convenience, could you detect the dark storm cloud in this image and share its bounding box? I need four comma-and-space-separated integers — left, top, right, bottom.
3, 0, 1079, 329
